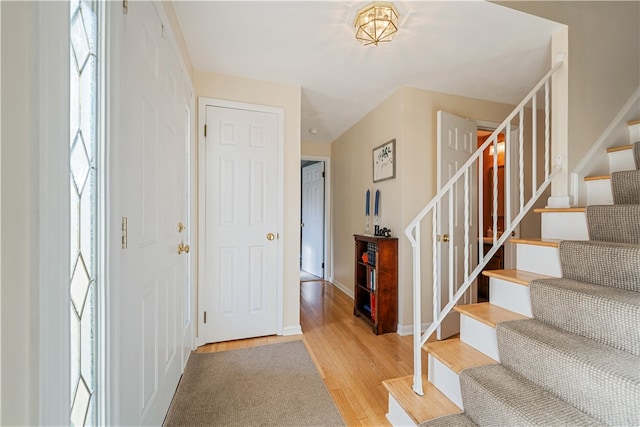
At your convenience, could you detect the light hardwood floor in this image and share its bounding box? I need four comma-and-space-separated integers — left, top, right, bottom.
198, 280, 428, 426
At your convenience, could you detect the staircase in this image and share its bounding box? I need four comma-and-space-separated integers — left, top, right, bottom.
385, 120, 640, 426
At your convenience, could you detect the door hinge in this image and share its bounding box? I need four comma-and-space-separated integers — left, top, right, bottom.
121, 217, 128, 249
122, 0, 128, 14
322, 171, 325, 178
204, 124, 207, 137
203, 311, 207, 324
322, 262, 325, 269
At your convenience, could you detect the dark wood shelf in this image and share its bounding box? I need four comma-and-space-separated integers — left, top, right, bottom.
353, 234, 398, 335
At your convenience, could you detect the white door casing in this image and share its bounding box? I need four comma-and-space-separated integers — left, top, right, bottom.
111, 2, 189, 424
198, 100, 283, 345
436, 111, 478, 340
301, 161, 324, 278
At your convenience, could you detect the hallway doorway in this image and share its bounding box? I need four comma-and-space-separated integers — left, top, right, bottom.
300, 159, 328, 279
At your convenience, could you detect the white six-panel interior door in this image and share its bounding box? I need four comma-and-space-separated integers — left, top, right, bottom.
436, 111, 479, 340
301, 161, 325, 278
198, 100, 283, 345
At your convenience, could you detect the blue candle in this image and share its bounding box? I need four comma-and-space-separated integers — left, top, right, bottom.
374, 190, 380, 216
365, 190, 370, 216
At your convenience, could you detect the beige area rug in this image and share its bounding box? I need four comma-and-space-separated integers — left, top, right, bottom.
163, 341, 345, 427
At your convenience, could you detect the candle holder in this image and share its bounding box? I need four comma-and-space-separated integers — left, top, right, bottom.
365, 216, 371, 236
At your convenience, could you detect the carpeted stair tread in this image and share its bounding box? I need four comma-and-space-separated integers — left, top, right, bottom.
497, 319, 640, 426
611, 169, 640, 204
586, 204, 640, 244
559, 240, 640, 292
458, 364, 601, 427
530, 278, 640, 356
419, 413, 477, 427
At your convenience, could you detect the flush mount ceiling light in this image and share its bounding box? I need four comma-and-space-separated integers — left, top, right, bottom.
353, 2, 399, 47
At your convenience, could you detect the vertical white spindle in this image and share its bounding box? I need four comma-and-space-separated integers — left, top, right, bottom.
464, 169, 469, 281
493, 138, 498, 245
478, 153, 484, 263
412, 222, 422, 395
532, 94, 537, 193
519, 110, 524, 214
505, 123, 511, 230
448, 190, 454, 302
545, 81, 550, 178
432, 209, 438, 333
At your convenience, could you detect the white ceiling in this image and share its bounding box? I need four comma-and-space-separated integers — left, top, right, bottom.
174, 1, 564, 143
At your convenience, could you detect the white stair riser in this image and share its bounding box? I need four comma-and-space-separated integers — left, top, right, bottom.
459, 315, 500, 361
608, 149, 635, 173
428, 355, 463, 408
516, 244, 561, 277
586, 179, 613, 205
540, 212, 589, 240
386, 394, 418, 427
489, 278, 532, 317
629, 122, 640, 143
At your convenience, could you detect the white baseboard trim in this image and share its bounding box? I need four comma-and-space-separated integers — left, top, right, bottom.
281, 325, 302, 336
332, 279, 354, 298
396, 322, 433, 336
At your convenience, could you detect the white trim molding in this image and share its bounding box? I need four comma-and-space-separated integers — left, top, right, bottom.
37, 2, 71, 424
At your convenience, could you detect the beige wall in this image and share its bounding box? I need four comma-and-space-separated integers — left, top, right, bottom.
497, 1, 640, 173
331, 90, 403, 295
301, 140, 331, 158
331, 86, 542, 329
195, 71, 302, 333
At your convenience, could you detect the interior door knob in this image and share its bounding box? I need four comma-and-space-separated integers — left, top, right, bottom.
442, 234, 450, 243
267, 233, 275, 241
178, 242, 190, 254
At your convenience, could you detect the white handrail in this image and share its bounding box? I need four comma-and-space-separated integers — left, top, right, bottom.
405, 57, 564, 395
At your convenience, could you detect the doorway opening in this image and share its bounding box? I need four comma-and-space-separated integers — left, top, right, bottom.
476, 127, 510, 302
300, 159, 326, 281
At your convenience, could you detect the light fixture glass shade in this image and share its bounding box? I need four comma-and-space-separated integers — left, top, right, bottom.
489, 142, 505, 156
354, 2, 399, 46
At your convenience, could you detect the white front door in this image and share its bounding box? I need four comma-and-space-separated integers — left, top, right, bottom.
436, 111, 478, 340
199, 102, 281, 344
301, 161, 324, 278
112, 2, 189, 424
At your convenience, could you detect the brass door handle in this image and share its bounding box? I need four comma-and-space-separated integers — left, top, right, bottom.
267, 233, 275, 241
178, 243, 190, 254
442, 234, 450, 243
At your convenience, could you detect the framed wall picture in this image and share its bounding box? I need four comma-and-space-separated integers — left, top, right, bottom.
373, 139, 396, 182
